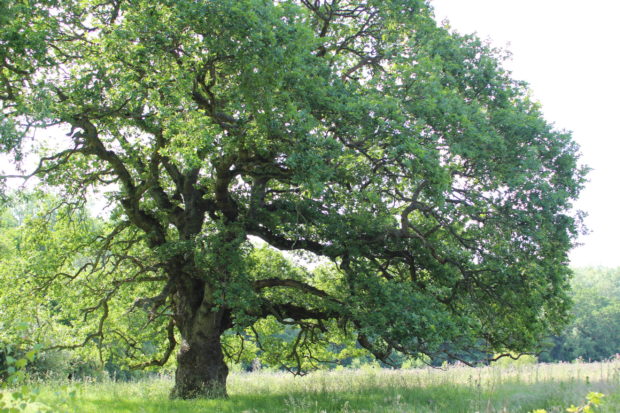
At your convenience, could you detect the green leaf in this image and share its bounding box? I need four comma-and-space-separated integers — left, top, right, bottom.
24, 350, 36, 362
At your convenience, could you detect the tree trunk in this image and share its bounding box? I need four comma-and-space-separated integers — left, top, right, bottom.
170, 275, 230, 399
171, 321, 229, 399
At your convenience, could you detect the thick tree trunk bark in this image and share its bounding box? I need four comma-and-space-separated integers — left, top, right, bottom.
171, 315, 229, 399
170, 274, 230, 399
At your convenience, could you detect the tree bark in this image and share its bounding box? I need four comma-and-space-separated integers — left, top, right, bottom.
170, 274, 230, 399
171, 319, 229, 399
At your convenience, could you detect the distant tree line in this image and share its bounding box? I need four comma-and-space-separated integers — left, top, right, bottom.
539, 267, 620, 363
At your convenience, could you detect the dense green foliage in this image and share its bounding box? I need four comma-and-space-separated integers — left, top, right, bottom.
541, 267, 620, 363
0, 194, 172, 380
1, 0, 586, 397
3, 199, 616, 379
0, 196, 358, 376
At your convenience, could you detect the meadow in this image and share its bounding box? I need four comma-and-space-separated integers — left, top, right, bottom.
3, 359, 619, 413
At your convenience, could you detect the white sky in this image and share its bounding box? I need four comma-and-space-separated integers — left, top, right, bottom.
431, 0, 620, 268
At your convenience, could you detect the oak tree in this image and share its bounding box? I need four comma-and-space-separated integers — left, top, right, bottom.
0, 0, 586, 398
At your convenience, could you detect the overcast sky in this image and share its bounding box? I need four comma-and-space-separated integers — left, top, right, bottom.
431, 0, 620, 268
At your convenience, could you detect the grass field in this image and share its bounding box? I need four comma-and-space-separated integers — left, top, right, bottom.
4, 359, 620, 412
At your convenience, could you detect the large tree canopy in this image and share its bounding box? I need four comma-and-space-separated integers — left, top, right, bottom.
0, 0, 586, 398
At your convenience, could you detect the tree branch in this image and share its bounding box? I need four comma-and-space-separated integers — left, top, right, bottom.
130, 319, 177, 369
253, 278, 340, 303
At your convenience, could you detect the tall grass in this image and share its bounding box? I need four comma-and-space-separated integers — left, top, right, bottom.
13, 359, 620, 412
